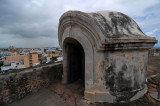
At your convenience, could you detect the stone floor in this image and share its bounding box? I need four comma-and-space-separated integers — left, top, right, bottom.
7, 88, 66, 106
6, 56, 160, 106
49, 80, 86, 106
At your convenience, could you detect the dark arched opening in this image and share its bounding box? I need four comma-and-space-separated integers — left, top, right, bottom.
64, 38, 85, 85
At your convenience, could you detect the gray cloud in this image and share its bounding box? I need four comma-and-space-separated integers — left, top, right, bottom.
0, 0, 159, 48
0, 0, 58, 38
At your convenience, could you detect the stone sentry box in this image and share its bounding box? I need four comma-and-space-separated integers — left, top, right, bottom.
58, 10, 157, 103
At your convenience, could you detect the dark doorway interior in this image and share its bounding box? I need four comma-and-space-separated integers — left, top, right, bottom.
66, 40, 85, 85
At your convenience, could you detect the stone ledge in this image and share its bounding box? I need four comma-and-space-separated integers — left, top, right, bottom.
85, 90, 114, 103
84, 86, 147, 103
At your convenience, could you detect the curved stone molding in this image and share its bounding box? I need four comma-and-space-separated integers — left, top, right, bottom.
58, 11, 105, 51
62, 26, 94, 90
59, 10, 157, 51
58, 10, 157, 103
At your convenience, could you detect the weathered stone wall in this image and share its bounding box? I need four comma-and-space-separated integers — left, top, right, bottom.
0, 63, 63, 105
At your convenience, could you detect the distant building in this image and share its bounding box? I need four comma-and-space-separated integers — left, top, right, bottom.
1, 64, 13, 71
0, 57, 3, 62
31, 53, 39, 66
4, 51, 39, 69
55, 48, 62, 56
4, 53, 24, 64
24, 53, 39, 67
1, 61, 25, 71
30, 50, 42, 54
0, 51, 11, 57
149, 49, 160, 56
55, 57, 63, 62
46, 57, 51, 63
3, 47, 22, 64
48, 54, 59, 58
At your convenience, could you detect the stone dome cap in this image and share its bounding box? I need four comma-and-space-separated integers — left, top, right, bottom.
89, 10, 150, 39
58, 10, 157, 51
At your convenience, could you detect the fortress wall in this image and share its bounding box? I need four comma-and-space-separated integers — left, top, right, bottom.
0, 63, 63, 105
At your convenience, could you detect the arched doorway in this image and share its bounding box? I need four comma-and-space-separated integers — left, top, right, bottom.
64, 38, 85, 85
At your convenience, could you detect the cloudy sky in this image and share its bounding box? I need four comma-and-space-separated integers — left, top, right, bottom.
0, 0, 160, 48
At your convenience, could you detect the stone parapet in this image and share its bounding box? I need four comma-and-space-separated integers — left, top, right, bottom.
0, 63, 63, 105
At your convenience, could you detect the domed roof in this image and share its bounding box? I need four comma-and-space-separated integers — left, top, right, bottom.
59, 10, 156, 40
59, 10, 157, 50
88, 10, 148, 39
